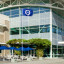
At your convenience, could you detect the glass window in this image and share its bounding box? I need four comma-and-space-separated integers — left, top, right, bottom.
58, 27, 62, 35
11, 9, 19, 15
30, 26, 39, 29
0, 50, 1, 53
62, 29, 64, 36
30, 28, 39, 34
10, 14, 19, 18
21, 29, 29, 34
52, 49, 57, 54
33, 11, 39, 14
52, 25, 57, 28
30, 8, 39, 11
10, 28, 19, 35
52, 45, 57, 49
0, 45, 1, 53
52, 25, 57, 33
11, 30, 19, 35
46, 28, 50, 32
45, 24, 50, 27
40, 11, 44, 13
10, 24, 50, 35
3, 10, 10, 16
21, 27, 28, 30
45, 9, 50, 12
40, 25, 45, 28
40, 24, 50, 28
40, 28, 47, 33
52, 28, 57, 33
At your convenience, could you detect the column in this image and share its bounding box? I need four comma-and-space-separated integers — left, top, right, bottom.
50, 8, 52, 58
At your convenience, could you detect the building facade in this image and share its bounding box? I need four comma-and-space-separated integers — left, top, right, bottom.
0, 0, 64, 58
0, 14, 9, 56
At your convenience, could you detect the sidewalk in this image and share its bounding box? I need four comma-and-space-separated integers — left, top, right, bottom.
0, 58, 64, 64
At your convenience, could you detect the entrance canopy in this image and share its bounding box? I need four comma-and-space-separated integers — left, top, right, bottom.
58, 42, 64, 44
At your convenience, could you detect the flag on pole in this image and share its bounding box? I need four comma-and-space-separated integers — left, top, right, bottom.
23, 9, 33, 16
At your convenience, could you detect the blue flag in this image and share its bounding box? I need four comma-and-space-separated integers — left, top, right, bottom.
23, 9, 33, 16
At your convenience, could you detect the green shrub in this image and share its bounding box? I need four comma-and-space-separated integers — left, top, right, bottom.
14, 50, 21, 55
36, 49, 44, 57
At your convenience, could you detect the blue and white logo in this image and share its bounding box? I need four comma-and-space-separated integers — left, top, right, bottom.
23, 9, 33, 16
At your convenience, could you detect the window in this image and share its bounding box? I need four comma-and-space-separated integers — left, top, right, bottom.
3, 10, 10, 16
62, 29, 64, 36
52, 25, 63, 35
34, 11, 39, 14
10, 24, 50, 35
10, 28, 19, 35
40, 11, 44, 13
30, 26, 39, 29
0, 45, 1, 53
30, 28, 39, 34
40, 24, 50, 28
21, 29, 29, 34
21, 27, 28, 30
11, 9, 19, 15
52, 25, 57, 33
30, 8, 39, 11
40, 24, 50, 33
58, 27, 62, 35
40, 28, 47, 33
10, 9, 19, 17
10, 14, 19, 18
40, 25, 45, 27
46, 28, 50, 32
52, 28, 57, 33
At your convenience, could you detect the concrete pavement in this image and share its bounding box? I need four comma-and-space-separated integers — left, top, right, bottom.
0, 58, 64, 64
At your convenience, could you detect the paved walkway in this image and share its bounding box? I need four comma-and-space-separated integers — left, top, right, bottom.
0, 58, 64, 64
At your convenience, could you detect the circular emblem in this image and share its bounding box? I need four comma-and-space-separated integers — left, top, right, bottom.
25, 10, 30, 16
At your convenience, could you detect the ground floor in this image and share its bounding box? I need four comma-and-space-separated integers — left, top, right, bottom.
9, 44, 64, 58
0, 43, 64, 58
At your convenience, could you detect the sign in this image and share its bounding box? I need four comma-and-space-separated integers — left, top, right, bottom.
23, 9, 33, 16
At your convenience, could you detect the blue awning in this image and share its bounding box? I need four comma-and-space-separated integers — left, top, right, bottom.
26, 47, 34, 51
0, 46, 34, 51
16, 47, 26, 51
16, 47, 34, 51
9, 47, 17, 50
0, 46, 9, 50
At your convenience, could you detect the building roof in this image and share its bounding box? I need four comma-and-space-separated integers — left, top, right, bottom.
0, 0, 64, 9
0, 0, 64, 17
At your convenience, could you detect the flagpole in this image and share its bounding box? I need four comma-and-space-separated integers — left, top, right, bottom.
20, 7, 23, 61
21, 8, 23, 61
21, 8, 33, 60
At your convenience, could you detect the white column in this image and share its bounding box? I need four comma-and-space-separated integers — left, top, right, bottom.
12, 50, 13, 56
19, 7, 21, 39
21, 8, 23, 61
50, 8, 52, 58
39, 8, 40, 38
4, 50, 5, 57
30, 50, 32, 56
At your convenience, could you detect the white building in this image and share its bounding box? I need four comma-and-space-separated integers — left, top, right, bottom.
0, 0, 64, 58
